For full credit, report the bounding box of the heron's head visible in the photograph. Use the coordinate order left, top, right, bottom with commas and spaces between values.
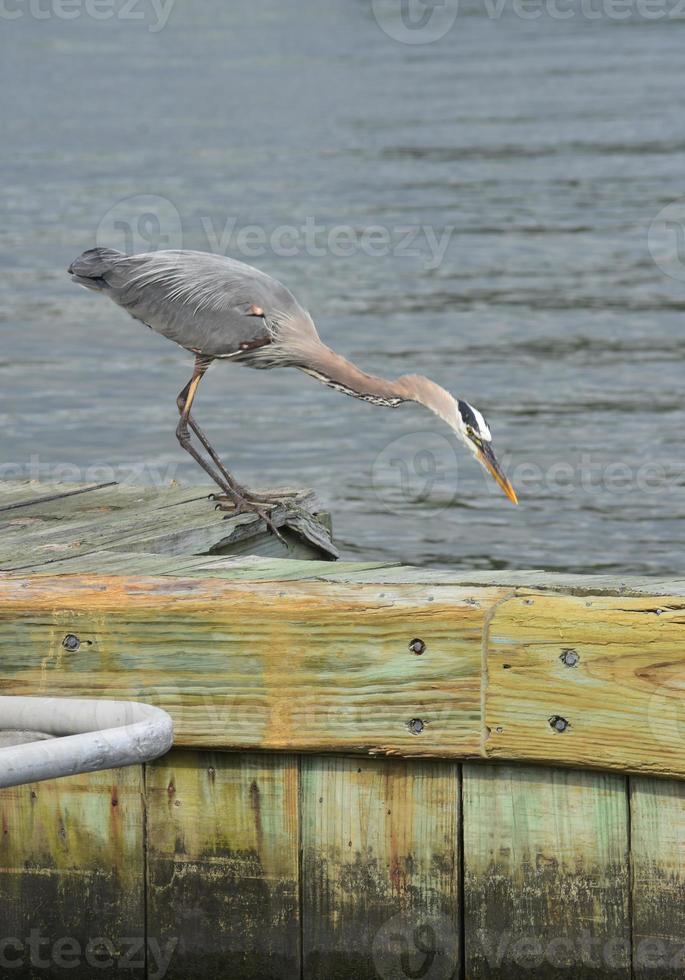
454, 399, 518, 504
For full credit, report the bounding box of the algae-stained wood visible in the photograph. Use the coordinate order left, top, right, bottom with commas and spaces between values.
146, 749, 299, 980
631, 777, 685, 978
0, 573, 497, 756
484, 591, 685, 778
462, 764, 631, 980
0, 766, 145, 979
301, 755, 460, 980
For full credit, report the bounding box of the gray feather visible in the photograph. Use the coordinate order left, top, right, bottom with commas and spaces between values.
67, 248, 319, 362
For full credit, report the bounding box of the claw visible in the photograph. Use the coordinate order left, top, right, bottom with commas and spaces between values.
255, 508, 286, 543
212, 494, 286, 544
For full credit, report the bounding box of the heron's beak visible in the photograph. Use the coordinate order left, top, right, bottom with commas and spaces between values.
476, 442, 518, 504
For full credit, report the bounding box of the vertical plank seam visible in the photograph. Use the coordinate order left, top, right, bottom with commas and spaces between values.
627, 775, 635, 980
480, 590, 518, 758
457, 762, 466, 980
298, 753, 304, 980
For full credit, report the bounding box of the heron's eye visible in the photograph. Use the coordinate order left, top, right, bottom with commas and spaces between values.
466, 426, 483, 447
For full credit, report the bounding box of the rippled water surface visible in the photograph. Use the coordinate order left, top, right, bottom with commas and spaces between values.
2, 0, 685, 572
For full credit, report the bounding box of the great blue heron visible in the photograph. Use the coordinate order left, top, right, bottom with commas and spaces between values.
68, 247, 517, 522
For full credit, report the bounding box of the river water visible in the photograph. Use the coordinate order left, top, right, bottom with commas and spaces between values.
2, 0, 685, 572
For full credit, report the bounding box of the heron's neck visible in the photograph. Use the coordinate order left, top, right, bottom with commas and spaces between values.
298, 343, 457, 424
298, 344, 405, 407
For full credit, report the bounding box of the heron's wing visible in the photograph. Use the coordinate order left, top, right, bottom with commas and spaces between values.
70, 248, 308, 359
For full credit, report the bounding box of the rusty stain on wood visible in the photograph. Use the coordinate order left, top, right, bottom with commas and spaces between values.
301, 755, 460, 980
0, 574, 493, 758
462, 763, 631, 980
631, 777, 685, 979
3, 574, 685, 776
2, 482, 685, 976
484, 591, 685, 779
146, 749, 299, 979
0, 766, 145, 978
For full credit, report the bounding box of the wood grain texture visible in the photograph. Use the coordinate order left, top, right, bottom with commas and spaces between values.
301, 755, 460, 980
4, 569, 685, 774
0, 480, 337, 567
146, 749, 299, 980
0, 766, 145, 979
463, 764, 631, 980
485, 591, 685, 778
631, 776, 685, 978
319, 567, 685, 595
0, 573, 495, 756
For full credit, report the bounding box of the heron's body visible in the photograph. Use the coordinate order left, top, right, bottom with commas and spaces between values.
70, 248, 313, 364
68, 247, 517, 520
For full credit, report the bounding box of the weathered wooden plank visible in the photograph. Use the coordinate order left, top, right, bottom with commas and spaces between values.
0, 574, 492, 755
0, 500, 234, 562
146, 749, 299, 979
321, 567, 685, 596
14, 551, 392, 580
0, 766, 145, 979
181, 557, 394, 581
14, 550, 238, 577
0, 481, 336, 568
0, 480, 118, 513
484, 591, 685, 779
463, 763, 631, 980
0, 481, 199, 524
0, 504, 330, 570
631, 776, 685, 978
301, 755, 460, 980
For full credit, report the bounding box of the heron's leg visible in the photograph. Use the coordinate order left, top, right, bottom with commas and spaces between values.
176, 366, 243, 505
176, 374, 294, 506
176, 361, 285, 539
176, 379, 245, 497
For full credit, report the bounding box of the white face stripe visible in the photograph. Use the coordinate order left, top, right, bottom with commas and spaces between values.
470, 405, 492, 441
457, 399, 492, 442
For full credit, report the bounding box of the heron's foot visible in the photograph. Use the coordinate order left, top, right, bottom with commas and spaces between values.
209, 487, 300, 505
212, 494, 286, 543
210, 492, 277, 510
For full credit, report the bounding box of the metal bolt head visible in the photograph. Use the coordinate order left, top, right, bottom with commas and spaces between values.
560, 649, 579, 668
62, 634, 80, 652
408, 718, 425, 735
409, 638, 425, 655
549, 715, 569, 733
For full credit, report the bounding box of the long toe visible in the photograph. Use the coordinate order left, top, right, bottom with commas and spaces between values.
216, 495, 286, 542
255, 507, 286, 542
238, 488, 302, 504
212, 493, 237, 509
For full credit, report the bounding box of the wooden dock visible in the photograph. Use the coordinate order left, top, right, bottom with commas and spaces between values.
1, 480, 684, 978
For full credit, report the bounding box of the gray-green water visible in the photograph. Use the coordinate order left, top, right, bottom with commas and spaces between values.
2, 0, 685, 572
